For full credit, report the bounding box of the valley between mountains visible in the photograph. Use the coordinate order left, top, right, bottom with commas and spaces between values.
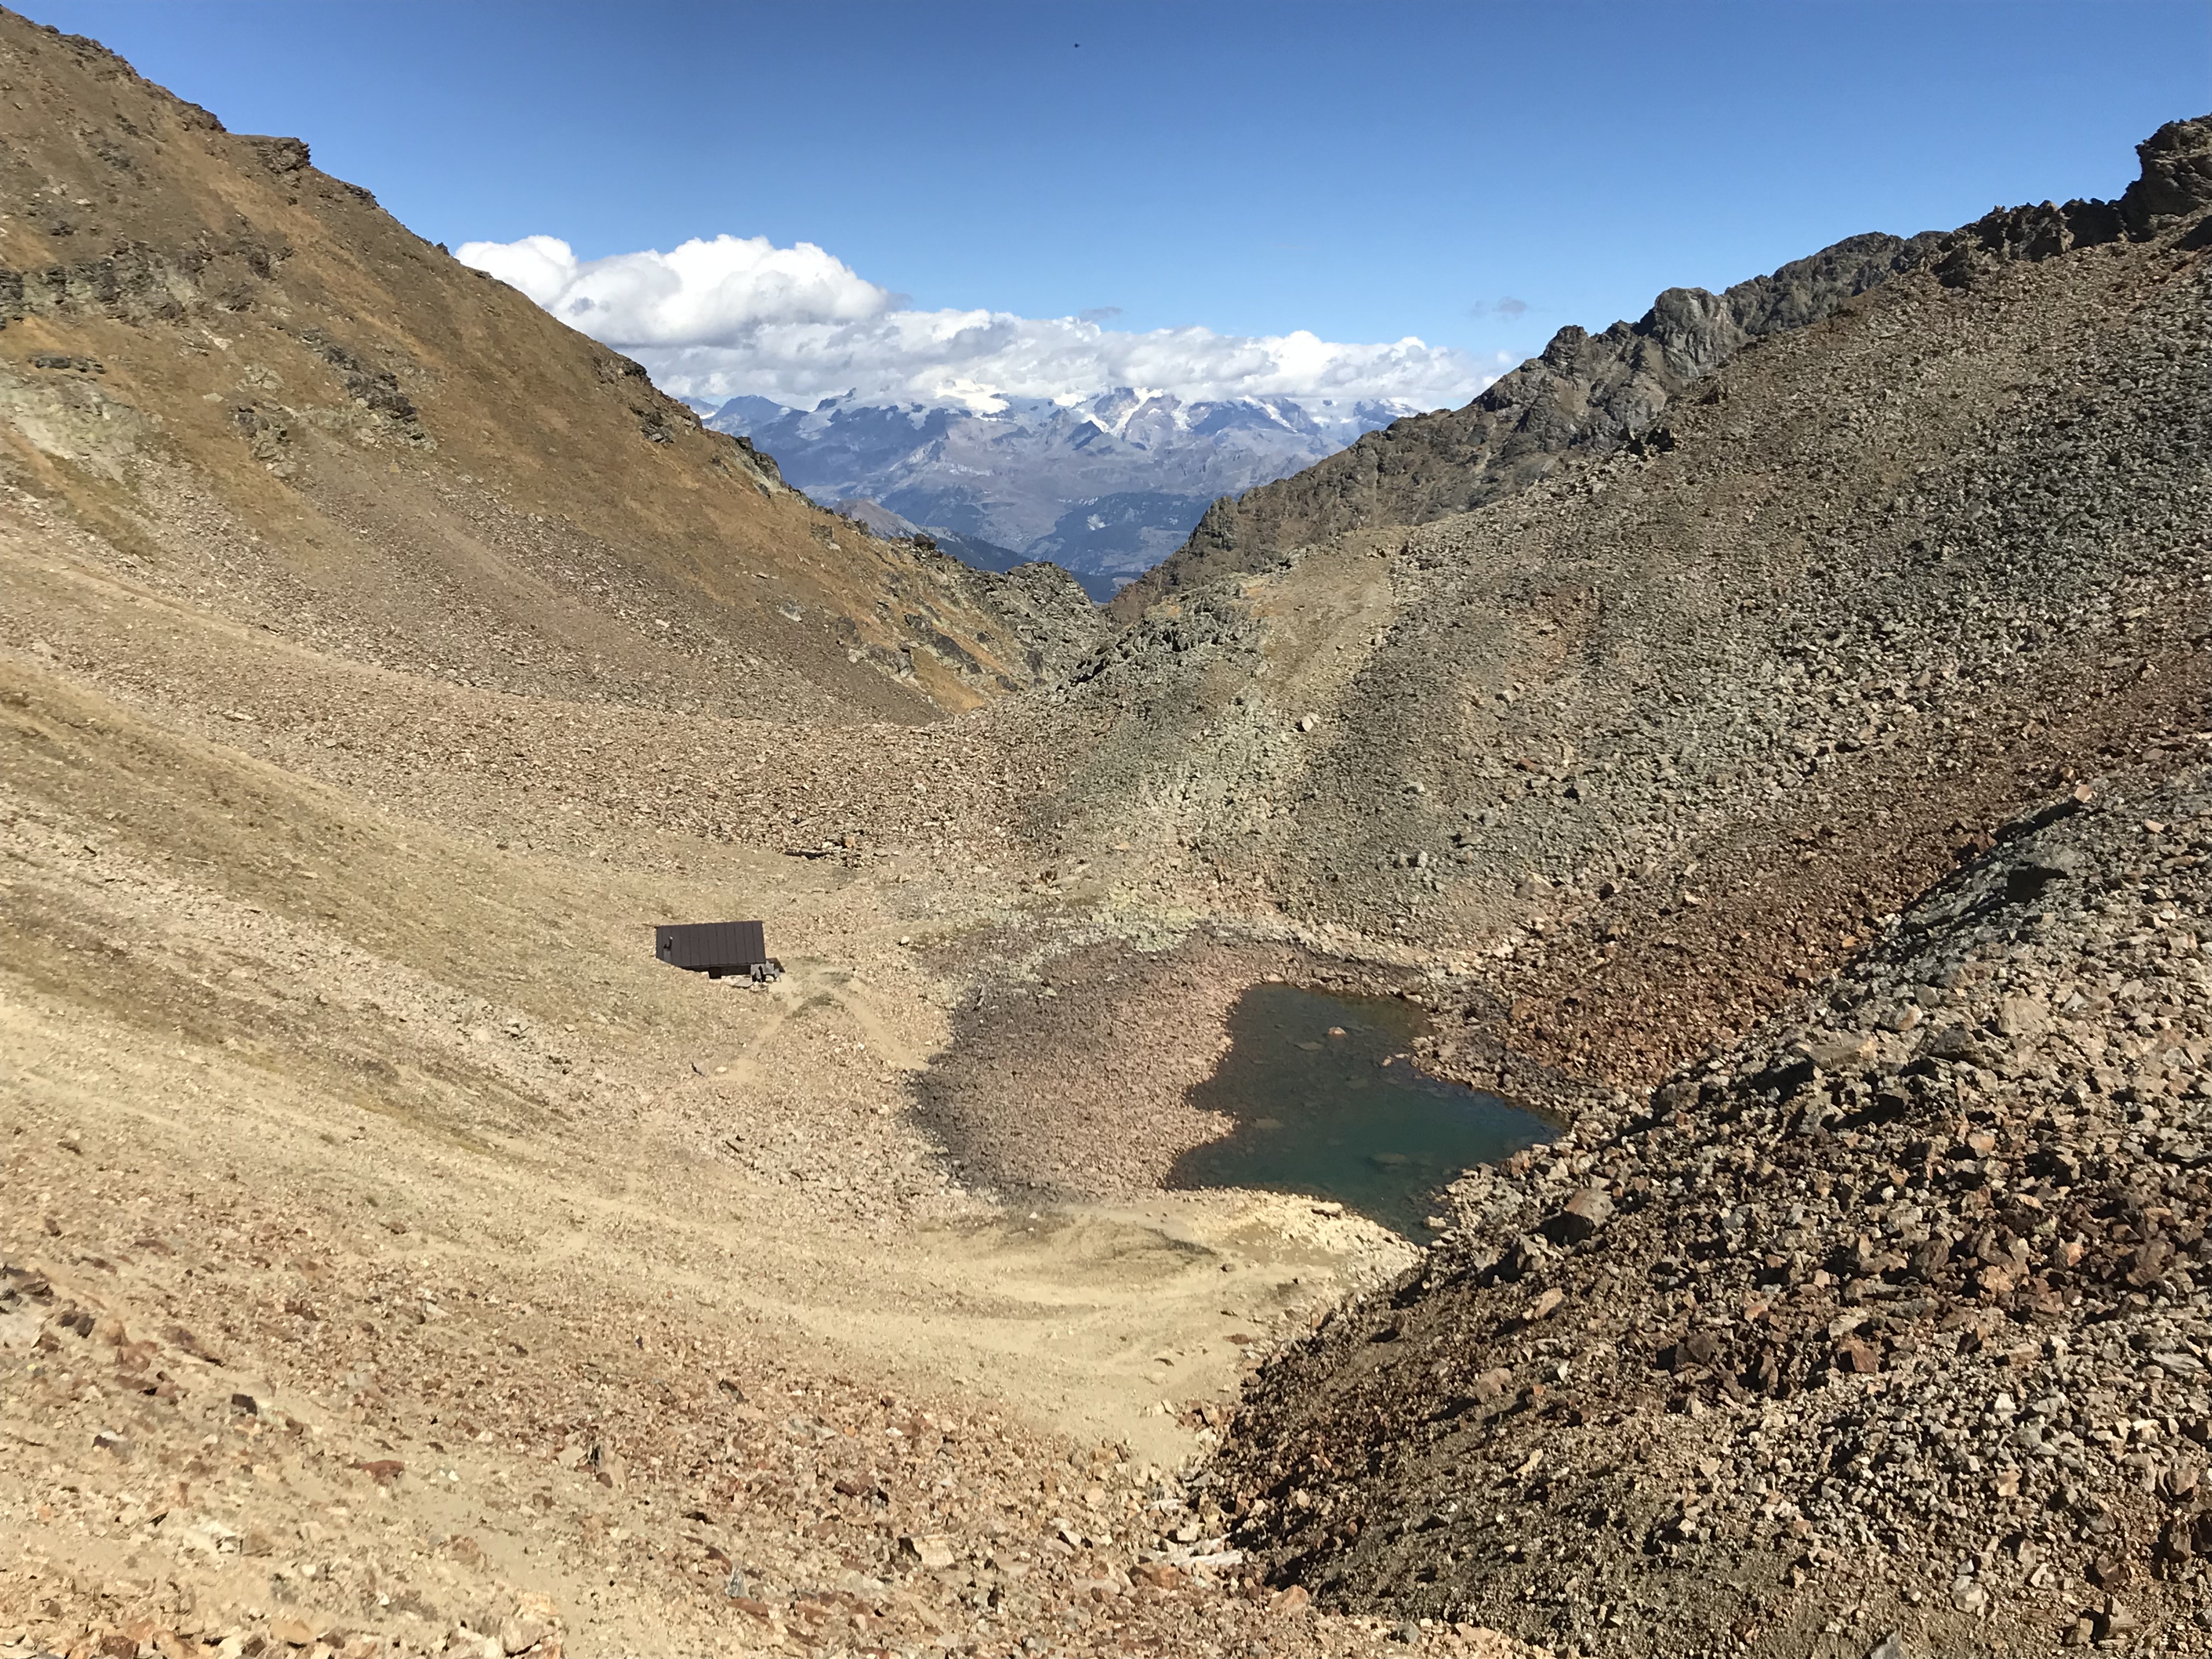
4, 11, 2212, 1659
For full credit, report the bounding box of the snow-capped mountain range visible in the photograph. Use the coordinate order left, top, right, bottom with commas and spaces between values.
697, 388, 1424, 597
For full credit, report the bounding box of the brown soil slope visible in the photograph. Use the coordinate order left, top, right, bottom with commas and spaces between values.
0, 10, 1041, 721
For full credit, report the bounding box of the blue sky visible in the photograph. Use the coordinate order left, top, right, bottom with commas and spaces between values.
26, 1, 2209, 407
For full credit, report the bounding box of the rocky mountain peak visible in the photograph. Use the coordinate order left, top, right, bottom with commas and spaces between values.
2125, 113, 2212, 229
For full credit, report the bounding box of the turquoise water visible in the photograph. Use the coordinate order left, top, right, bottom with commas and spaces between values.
1169, 982, 1550, 1238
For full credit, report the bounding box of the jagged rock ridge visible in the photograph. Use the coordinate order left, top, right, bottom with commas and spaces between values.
1115, 117, 2212, 622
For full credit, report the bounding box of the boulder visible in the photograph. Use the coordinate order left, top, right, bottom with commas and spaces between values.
1542, 1187, 1615, 1244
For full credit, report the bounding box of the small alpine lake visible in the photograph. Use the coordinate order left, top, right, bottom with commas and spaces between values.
1169, 980, 1552, 1238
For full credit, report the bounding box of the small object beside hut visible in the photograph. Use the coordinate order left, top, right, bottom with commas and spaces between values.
653, 920, 781, 982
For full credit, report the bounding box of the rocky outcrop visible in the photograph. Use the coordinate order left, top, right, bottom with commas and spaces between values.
2128, 114, 2212, 230
963, 560, 1111, 686
1113, 117, 2212, 623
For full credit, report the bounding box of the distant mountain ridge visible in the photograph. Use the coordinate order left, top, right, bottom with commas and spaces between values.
820, 495, 1028, 575
702, 388, 1424, 599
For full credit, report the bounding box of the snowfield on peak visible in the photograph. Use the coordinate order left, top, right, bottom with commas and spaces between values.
708, 386, 1427, 596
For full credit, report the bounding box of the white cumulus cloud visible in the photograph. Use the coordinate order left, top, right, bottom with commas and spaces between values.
454, 233, 1487, 413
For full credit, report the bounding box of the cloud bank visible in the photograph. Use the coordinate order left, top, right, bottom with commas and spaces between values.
455, 233, 1488, 413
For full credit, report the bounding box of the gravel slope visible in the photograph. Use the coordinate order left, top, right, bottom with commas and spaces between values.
1025, 115, 2212, 1091
10, 13, 2212, 1659
1217, 767, 2212, 1656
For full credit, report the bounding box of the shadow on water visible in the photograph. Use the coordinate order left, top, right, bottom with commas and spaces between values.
1168, 981, 1550, 1239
